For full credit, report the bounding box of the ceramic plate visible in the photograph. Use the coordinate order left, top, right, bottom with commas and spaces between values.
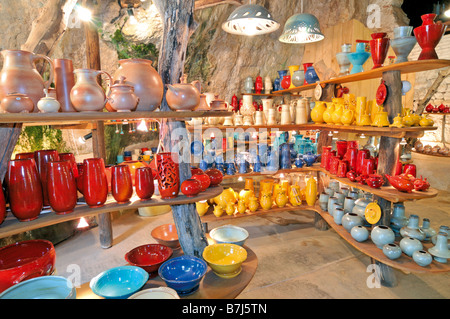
376, 80, 387, 105
365, 202, 381, 225
314, 84, 322, 100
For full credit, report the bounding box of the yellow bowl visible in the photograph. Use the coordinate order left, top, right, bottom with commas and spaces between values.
202, 244, 247, 279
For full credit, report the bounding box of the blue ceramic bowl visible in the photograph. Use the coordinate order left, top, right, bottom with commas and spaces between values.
90, 266, 149, 299
158, 256, 207, 295
0, 276, 75, 299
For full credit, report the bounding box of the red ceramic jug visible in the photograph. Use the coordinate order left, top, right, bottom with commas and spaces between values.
34, 149, 59, 207
82, 158, 108, 208
47, 161, 77, 215
361, 157, 375, 176
329, 156, 340, 175
403, 163, 416, 178
111, 165, 133, 204
321, 146, 332, 168
356, 149, 370, 175
325, 150, 336, 171
135, 167, 154, 201
7, 159, 43, 221
337, 160, 348, 178
155, 152, 180, 199
336, 140, 348, 159
346, 147, 358, 172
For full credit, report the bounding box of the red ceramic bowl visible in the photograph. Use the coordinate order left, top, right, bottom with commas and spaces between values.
0, 240, 55, 293
151, 224, 180, 250
181, 178, 202, 197
125, 244, 173, 274
204, 168, 223, 187
191, 173, 211, 191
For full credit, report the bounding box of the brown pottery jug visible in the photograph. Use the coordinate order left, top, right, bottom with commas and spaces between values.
70, 69, 112, 112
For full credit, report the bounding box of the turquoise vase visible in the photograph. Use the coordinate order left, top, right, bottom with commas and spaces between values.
400, 214, 426, 241
371, 225, 395, 249
347, 41, 371, 74
412, 250, 432, 267
351, 225, 369, 242
342, 212, 364, 232
400, 237, 423, 257
382, 243, 402, 260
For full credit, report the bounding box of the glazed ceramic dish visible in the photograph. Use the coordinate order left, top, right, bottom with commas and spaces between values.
202, 243, 247, 279
128, 287, 180, 299
158, 256, 207, 295
209, 225, 249, 246
0, 239, 56, 293
0, 276, 75, 299
151, 224, 180, 250
90, 266, 149, 299
125, 244, 173, 274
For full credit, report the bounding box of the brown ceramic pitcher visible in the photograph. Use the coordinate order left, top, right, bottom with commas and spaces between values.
70, 69, 112, 112
0, 49, 54, 112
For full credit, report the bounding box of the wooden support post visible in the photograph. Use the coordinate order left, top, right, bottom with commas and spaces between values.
154, 0, 207, 258
83, 0, 113, 249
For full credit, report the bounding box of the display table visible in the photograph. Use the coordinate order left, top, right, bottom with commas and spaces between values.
75, 245, 258, 299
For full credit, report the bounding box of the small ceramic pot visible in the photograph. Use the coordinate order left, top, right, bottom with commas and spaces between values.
420, 218, 437, 242
205, 168, 223, 187
156, 152, 180, 199
390, 202, 408, 235
0, 93, 34, 113
400, 237, 423, 257
371, 225, 395, 249
181, 179, 202, 197
351, 225, 369, 242
318, 192, 329, 211
327, 197, 339, 216
333, 208, 345, 225
382, 243, 402, 260
429, 231, 450, 263
334, 191, 346, 205
412, 250, 432, 267
329, 180, 340, 194
324, 187, 334, 198
342, 213, 364, 232
343, 197, 356, 214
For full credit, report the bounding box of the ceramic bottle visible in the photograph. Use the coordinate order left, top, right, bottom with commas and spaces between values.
400, 214, 426, 241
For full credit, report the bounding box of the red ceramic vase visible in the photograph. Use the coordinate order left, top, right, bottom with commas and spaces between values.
59, 153, 79, 178
325, 150, 336, 171
76, 163, 84, 194
337, 160, 348, 178
135, 167, 154, 201
414, 13, 448, 60
346, 147, 358, 172
205, 168, 223, 187
15, 152, 35, 160
403, 163, 417, 178
361, 157, 375, 176
336, 140, 348, 159
34, 149, 59, 206
320, 146, 332, 168
191, 173, 211, 191
356, 149, 370, 175
281, 75, 291, 90
111, 165, 133, 204
7, 159, 43, 221
155, 152, 180, 199
47, 161, 77, 215
82, 158, 108, 208
329, 156, 340, 175
370, 33, 390, 69
303, 63, 313, 85
0, 240, 55, 293
181, 178, 202, 197
395, 159, 403, 176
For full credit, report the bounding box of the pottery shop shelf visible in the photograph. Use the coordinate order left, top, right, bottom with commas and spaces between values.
221, 165, 322, 180
186, 123, 322, 132
0, 186, 223, 240
0, 110, 234, 125
318, 168, 439, 203
273, 59, 450, 94
411, 150, 450, 158
239, 93, 284, 97
315, 205, 450, 274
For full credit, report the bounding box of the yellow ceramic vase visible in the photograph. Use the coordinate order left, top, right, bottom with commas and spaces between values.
323, 102, 335, 124
341, 108, 354, 126
225, 202, 235, 216
390, 114, 404, 128
196, 200, 209, 216
311, 101, 326, 124
260, 194, 273, 210
331, 103, 343, 125
344, 93, 356, 111
289, 185, 302, 206
275, 191, 288, 207
402, 109, 414, 127
259, 179, 274, 199
305, 177, 317, 206
288, 65, 300, 89
213, 205, 223, 217
359, 114, 372, 126
369, 100, 380, 123
244, 178, 254, 192
248, 196, 259, 212
355, 96, 367, 125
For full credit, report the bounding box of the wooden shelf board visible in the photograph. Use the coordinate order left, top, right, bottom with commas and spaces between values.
0, 186, 223, 239
273, 59, 450, 94
239, 93, 283, 97
0, 110, 233, 124
202, 202, 449, 274
412, 150, 450, 158
222, 166, 322, 180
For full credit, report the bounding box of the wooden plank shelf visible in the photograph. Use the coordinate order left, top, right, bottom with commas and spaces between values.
0, 110, 233, 125
273, 59, 450, 94
201, 203, 449, 274
0, 186, 223, 240
187, 123, 437, 138
239, 93, 284, 97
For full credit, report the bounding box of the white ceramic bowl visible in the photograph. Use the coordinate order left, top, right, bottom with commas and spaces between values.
209, 225, 249, 246
0, 276, 75, 299
128, 287, 180, 299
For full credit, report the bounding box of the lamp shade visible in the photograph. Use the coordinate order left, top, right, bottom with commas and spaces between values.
222, 4, 280, 36
279, 13, 324, 43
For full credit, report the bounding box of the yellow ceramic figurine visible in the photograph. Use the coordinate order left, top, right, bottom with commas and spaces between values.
213, 205, 224, 217
237, 199, 247, 214
390, 114, 404, 128
225, 202, 235, 216
214, 188, 237, 208
196, 200, 209, 216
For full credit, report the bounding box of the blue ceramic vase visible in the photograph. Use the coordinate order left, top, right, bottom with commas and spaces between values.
342, 213, 364, 232
333, 208, 345, 225
347, 41, 371, 74
382, 243, 402, 260
351, 225, 369, 242
371, 225, 395, 249
412, 250, 432, 267
318, 192, 329, 211
304, 66, 319, 84
400, 236, 423, 257
400, 214, 426, 241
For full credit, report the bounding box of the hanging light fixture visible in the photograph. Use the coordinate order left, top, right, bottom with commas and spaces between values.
222, 1, 279, 36
279, 0, 324, 44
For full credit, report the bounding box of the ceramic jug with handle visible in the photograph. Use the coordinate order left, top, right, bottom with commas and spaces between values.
166, 74, 200, 111
70, 69, 112, 112
0, 49, 54, 112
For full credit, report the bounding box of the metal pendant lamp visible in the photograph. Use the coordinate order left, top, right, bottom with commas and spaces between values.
222, 2, 280, 36
279, 0, 324, 43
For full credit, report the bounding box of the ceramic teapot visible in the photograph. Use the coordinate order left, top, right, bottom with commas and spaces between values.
70, 69, 112, 112
107, 76, 139, 112
166, 74, 200, 111
0, 49, 54, 112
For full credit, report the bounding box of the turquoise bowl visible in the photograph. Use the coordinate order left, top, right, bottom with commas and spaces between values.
0, 276, 75, 299
90, 266, 149, 299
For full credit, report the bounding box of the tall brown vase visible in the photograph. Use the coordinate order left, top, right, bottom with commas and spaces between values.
54, 59, 76, 112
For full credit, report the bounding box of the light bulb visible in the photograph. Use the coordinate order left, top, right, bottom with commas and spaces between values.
77, 217, 89, 228
137, 120, 148, 132
76, 6, 92, 22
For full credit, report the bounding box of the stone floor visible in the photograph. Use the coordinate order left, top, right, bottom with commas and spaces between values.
54, 190, 450, 299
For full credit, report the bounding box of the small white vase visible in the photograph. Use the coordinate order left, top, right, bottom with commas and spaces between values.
280, 104, 291, 125
267, 108, 277, 125
254, 111, 265, 125
264, 76, 272, 94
